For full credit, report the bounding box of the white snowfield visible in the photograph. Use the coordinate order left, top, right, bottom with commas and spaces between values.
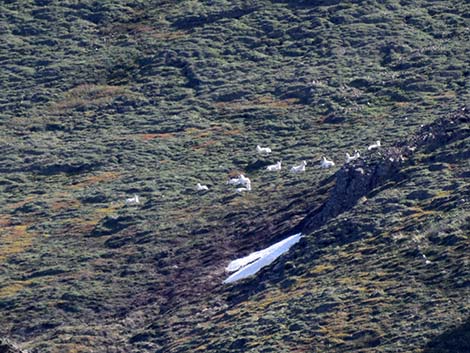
223, 233, 302, 284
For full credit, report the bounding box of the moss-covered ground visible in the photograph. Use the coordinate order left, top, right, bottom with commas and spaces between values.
0, 1, 469, 352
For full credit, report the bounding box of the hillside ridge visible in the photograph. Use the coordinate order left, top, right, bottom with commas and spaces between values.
0, 1, 469, 352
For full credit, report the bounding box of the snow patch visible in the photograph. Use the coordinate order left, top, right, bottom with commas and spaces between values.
223, 233, 302, 284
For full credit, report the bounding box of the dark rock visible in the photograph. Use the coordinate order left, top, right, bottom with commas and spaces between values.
315, 302, 338, 314
56, 301, 80, 313
30, 93, 49, 103
229, 338, 248, 350
12, 24, 43, 36
323, 115, 346, 124
45, 123, 66, 132
276, 84, 312, 104
129, 332, 154, 344
33, 162, 99, 176
289, 323, 303, 331
34, 0, 53, 5
0, 339, 27, 353
104, 230, 153, 248
406, 190, 434, 200
214, 90, 251, 103
172, 6, 261, 30
424, 317, 470, 352
25, 268, 67, 279
297, 107, 470, 236
14, 201, 48, 214
80, 194, 108, 204
439, 234, 465, 246
191, 228, 210, 236
459, 171, 470, 178
298, 155, 403, 234
428, 163, 448, 171
245, 159, 272, 172
90, 215, 134, 237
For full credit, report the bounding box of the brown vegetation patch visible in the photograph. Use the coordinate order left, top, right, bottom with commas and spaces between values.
151, 31, 188, 40
140, 133, 176, 140
0, 215, 12, 227
63, 221, 97, 236
49, 84, 130, 112
0, 280, 33, 299
166, 207, 198, 224
0, 224, 35, 263
222, 128, 242, 136
214, 96, 300, 110
63, 202, 120, 235
191, 140, 217, 150
407, 206, 437, 219
194, 131, 213, 138
184, 127, 202, 135
69, 171, 120, 189
50, 198, 81, 212
425, 91, 456, 101
185, 126, 219, 137
55, 343, 95, 353
184, 126, 242, 139
6, 196, 36, 210
394, 102, 410, 108
102, 23, 187, 41
228, 194, 256, 207
228, 170, 245, 178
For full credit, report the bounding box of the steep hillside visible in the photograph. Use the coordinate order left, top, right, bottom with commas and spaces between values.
0, 1, 469, 352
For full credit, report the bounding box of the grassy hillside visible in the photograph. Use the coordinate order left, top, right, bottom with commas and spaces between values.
0, 1, 469, 352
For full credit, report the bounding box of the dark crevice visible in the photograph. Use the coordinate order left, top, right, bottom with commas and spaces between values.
423, 316, 470, 353
171, 5, 262, 30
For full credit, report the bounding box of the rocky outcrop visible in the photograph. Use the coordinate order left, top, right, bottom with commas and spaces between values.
0, 339, 27, 353
298, 107, 470, 235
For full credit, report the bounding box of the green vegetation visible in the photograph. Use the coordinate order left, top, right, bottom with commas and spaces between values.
0, 1, 469, 352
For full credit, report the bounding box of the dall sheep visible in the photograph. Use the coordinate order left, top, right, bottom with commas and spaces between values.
256, 145, 272, 155
227, 174, 250, 186
320, 156, 335, 169
227, 177, 242, 185
227, 178, 240, 185
345, 151, 360, 163
126, 195, 140, 205
238, 174, 251, 186
236, 181, 252, 193
367, 140, 381, 151
290, 160, 307, 173
196, 183, 209, 191
266, 161, 282, 171
422, 253, 432, 265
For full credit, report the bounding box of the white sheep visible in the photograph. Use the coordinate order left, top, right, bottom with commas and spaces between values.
238, 174, 251, 186
196, 183, 209, 191
266, 161, 282, 171
227, 174, 249, 186
422, 253, 432, 265
345, 150, 360, 163
227, 176, 242, 185
290, 160, 307, 173
236, 181, 252, 193
256, 145, 272, 155
320, 156, 335, 169
125, 194, 140, 205
367, 140, 381, 151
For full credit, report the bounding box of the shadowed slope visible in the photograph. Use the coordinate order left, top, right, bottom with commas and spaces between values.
0, 1, 469, 352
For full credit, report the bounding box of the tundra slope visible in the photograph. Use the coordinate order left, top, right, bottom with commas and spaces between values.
150, 109, 470, 353
0, 0, 469, 352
